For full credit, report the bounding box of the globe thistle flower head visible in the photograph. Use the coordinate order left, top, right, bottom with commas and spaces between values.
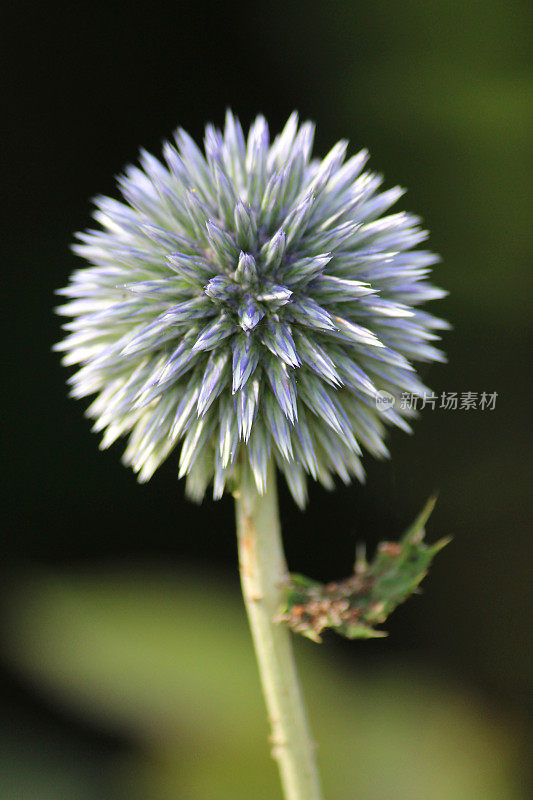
56, 111, 448, 507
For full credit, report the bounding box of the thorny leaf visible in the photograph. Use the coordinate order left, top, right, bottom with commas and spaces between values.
277, 497, 449, 642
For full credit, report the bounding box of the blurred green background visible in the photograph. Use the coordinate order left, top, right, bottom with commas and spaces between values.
2, 1, 531, 798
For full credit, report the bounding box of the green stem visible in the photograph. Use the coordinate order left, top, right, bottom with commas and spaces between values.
234, 461, 324, 800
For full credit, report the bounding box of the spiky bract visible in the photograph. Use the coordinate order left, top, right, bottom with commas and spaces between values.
56, 112, 447, 506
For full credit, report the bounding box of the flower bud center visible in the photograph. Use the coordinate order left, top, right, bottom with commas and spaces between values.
204, 251, 293, 331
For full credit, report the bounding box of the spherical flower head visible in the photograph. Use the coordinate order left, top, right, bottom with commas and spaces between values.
56, 111, 448, 507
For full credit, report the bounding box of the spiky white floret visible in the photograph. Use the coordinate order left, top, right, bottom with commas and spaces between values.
56, 111, 448, 506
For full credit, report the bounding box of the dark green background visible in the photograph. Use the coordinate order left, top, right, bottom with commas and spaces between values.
2, 1, 531, 797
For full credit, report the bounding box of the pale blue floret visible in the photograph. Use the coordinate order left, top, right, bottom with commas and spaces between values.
56, 111, 448, 507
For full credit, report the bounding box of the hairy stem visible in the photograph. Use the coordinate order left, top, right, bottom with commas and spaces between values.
234, 461, 324, 800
